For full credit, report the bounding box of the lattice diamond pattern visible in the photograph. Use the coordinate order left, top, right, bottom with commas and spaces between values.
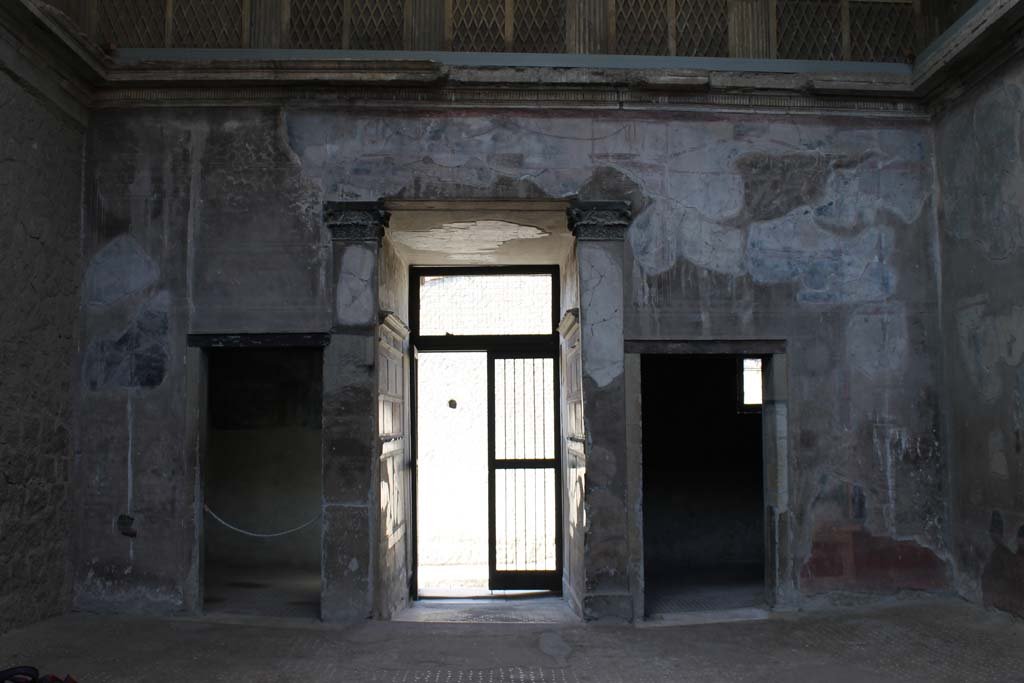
514, 0, 566, 53
351, 0, 404, 50
290, 0, 344, 49
676, 0, 728, 56
617, 0, 668, 55
173, 0, 243, 48
777, 0, 842, 60
850, 1, 914, 61
82, 0, 920, 59
97, 0, 164, 48
452, 0, 506, 52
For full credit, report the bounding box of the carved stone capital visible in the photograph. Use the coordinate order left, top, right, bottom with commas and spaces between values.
324, 201, 390, 243
567, 200, 631, 240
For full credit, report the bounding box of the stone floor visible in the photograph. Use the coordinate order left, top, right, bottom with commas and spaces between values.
645, 577, 765, 616
1, 598, 1023, 682
395, 596, 577, 623
204, 565, 320, 619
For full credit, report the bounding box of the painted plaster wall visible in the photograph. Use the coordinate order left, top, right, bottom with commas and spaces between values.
0, 71, 83, 634
935, 52, 1024, 616
77, 105, 948, 615
76, 109, 330, 613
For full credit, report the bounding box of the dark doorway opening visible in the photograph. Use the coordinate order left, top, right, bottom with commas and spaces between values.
203, 348, 322, 618
642, 354, 765, 616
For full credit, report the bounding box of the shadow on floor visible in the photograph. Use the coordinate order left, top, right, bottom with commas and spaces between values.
646, 567, 765, 617
204, 565, 320, 619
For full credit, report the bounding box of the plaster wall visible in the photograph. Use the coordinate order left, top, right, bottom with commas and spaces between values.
76, 105, 949, 618
0, 70, 83, 634
935, 51, 1024, 616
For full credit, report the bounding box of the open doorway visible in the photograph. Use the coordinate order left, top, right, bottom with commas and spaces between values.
412, 268, 561, 598
203, 348, 322, 618
641, 354, 765, 616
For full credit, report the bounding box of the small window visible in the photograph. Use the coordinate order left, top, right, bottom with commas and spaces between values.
742, 358, 763, 406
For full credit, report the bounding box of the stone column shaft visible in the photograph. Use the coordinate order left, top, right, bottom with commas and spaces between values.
321, 201, 389, 622
568, 200, 633, 621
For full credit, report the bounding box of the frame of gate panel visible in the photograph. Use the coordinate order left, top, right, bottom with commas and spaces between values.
409, 265, 563, 596
487, 347, 562, 591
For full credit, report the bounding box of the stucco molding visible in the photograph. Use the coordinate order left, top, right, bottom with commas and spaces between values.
379, 310, 410, 340
558, 308, 581, 339
567, 201, 632, 241
85, 84, 930, 117
186, 332, 331, 347
324, 201, 390, 243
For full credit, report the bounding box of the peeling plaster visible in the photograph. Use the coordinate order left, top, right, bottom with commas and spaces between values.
747, 211, 895, 303
389, 220, 548, 263
85, 234, 159, 306
336, 246, 376, 326
579, 246, 623, 389
955, 299, 1024, 402
846, 305, 908, 377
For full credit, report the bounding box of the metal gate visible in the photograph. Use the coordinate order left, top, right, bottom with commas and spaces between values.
411, 266, 562, 594
489, 352, 561, 590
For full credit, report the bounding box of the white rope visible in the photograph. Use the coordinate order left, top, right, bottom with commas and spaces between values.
203, 504, 321, 539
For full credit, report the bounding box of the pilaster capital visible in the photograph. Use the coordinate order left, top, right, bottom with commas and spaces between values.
566, 200, 631, 241
324, 201, 390, 243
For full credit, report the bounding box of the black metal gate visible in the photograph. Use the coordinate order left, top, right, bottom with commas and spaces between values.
411, 266, 562, 594
488, 351, 561, 590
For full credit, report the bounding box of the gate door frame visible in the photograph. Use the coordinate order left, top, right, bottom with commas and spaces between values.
410, 265, 563, 596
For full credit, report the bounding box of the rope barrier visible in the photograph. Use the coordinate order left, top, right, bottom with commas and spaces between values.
203, 504, 321, 539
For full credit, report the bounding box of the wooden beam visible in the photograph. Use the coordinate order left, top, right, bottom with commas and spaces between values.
164, 0, 174, 47
241, 0, 251, 47
443, 0, 453, 50
281, 0, 290, 48
842, 0, 851, 59
667, 0, 677, 55
505, 0, 515, 51
342, 0, 352, 49
606, 0, 616, 53
403, 0, 413, 49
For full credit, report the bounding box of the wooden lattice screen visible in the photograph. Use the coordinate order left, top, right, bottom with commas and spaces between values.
42, 0, 923, 62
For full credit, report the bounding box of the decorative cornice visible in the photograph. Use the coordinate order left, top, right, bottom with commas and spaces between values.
324, 201, 390, 243
913, 0, 1024, 100
567, 201, 632, 241
186, 332, 331, 348
87, 83, 930, 117
6, 0, 1024, 117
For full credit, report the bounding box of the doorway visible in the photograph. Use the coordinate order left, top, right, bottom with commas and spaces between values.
203, 348, 323, 618
641, 354, 765, 616
412, 267, 562, 597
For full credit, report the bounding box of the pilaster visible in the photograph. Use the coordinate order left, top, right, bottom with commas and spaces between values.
566, 199, 633, 621
320, 201, 389, 622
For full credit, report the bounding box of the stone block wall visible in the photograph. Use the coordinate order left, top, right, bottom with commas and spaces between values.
0, 71, 83, 634
936, 51, 1024, 616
